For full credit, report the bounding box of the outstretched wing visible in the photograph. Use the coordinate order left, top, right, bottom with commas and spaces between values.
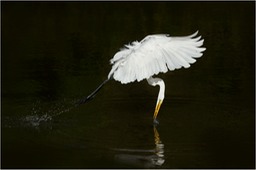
108, 31, 206, 84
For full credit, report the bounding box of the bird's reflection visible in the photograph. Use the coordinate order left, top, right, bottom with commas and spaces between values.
153, 126, 165, 166
113, 126, 165, 168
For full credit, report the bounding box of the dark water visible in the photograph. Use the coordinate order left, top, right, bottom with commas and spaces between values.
1, 2, 255, 169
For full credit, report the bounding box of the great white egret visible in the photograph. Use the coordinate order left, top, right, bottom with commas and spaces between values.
78, 31, 206, 124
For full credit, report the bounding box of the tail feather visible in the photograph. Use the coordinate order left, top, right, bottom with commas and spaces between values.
76, 78, 111, 105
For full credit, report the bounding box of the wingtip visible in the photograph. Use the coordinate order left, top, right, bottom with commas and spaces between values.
201, 47, 206, 51
190, 30, 199, 38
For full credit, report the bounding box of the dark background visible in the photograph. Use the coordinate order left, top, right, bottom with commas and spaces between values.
1, 1, 255, 168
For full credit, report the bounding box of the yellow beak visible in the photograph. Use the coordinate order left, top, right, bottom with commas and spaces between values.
153, 99, 163, 120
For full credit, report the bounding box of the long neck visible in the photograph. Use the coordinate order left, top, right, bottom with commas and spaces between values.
157, 79, 165, 101
147, 77, 165, 101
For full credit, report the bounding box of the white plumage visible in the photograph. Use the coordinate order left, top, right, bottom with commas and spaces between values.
78, 31, 206, 124
108, 31, 206, 84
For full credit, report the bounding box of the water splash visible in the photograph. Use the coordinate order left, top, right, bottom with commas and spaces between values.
3, 98, 77, 129
22, 113, 53, 127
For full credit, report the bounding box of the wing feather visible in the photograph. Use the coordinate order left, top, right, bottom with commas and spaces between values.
108, 31, 206, 84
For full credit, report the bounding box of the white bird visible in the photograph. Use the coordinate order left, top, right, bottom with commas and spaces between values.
77, 31, 206, 124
